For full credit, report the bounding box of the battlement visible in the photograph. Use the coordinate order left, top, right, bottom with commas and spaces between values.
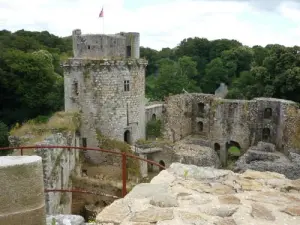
72, 29, 140, 59
62, 58, 148, 69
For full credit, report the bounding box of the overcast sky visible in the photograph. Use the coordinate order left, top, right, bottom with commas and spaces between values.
1, 0, 300, 50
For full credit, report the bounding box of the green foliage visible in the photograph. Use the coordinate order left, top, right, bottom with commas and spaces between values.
0, 29, 71, 127
141, 37, 300, 104
96, 131, 140, 177
145, 57, 201, 100
146, 119, 162, 139
0, 121, 11, 155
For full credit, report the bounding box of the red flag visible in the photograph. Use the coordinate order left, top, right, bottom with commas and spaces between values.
99, 7, 104, 17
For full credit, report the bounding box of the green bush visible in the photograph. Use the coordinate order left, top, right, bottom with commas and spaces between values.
0, 121, 12, 156
31, 115, 51, 124
146, 119, 162, 139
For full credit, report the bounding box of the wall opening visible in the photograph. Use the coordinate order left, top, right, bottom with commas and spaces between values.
82, 138, 87, 147
87, 45, 91, 50
225, 141, 241, 167
262, 128, 271, 141
126, 46, 131, 57
214, 143, 221, 157
264, 108, 272, 119
197, 102, 205, 117
152, 114, 156, 120
73, 81, 79, 96
124, 80, 130, 92
159, 160, 165, 171
197, 121, 204, 132
60, 166, 64, 189
124, 130, 131, 144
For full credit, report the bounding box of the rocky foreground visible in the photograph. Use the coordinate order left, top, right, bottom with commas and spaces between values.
96, 163, 300, 225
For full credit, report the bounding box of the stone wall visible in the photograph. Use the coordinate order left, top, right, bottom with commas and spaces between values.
163, 94, 300, 166
63, 59, 147, 164
145, 103, 164, 122
35, 133, 81, 215
163, 94, 194, 142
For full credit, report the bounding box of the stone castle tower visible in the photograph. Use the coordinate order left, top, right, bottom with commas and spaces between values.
63, 29, 147, 154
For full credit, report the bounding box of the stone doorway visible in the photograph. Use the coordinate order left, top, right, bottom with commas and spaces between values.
124, 130, 131, 144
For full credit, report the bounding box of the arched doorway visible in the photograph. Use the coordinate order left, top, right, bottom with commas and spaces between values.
159, 160, 165, 171
262, 128, 270, 142
225, 141, 241, 168
197, 121, 203, 132
124, 130, 131, 144
152, 114, 156, 120
214, 143, 221, 157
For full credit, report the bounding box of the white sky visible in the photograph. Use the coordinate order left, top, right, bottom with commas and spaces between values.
1, 0, 300, 50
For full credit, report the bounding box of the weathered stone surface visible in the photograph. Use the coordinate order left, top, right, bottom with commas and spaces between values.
235, 142, 300, 179
46, 215, 85, 225
251, 203, 275, 221
96, 163, 300, 225
218, 195, 241, 205
130, 208, 173, 222
282, 206, 300, 216
215, 218, 237, 225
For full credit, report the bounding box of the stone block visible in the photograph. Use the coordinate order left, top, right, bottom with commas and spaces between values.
0, 156, 46, 225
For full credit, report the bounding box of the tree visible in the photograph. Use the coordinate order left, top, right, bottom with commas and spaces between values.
202, 58, 229, 93
0, 121, 11, 156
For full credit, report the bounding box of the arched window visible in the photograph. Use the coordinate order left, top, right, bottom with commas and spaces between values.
264, 108, 272, 119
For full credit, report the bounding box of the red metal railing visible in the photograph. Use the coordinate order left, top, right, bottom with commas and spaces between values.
0, 145, 165, 197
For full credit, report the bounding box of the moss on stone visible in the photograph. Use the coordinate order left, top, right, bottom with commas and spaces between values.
96, 131, 140, 177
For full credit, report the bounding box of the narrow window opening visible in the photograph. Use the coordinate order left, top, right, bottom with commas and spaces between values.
73, 81, 79, 96
82, 138, 87, 147
87, 45, 91, 50
124, 80, 130, 91
126, 45, 131, 57
197, 102, 205, 117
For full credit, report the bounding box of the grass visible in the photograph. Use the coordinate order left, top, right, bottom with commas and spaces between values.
228, 146, 241, 157
9, 111, 80, 146
96, 130, 140, 177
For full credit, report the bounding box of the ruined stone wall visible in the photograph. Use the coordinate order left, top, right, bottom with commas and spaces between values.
72, 29, 126, 59
145, 103, 164, 122
63, 59, 147, 164
163, 93, 300, 165
72, 30, 140, 59
163, 94, 194, 142
34, 132, 81, 215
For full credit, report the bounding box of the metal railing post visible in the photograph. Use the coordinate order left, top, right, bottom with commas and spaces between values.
122, 152, 127, 197
20, 147, 23, 156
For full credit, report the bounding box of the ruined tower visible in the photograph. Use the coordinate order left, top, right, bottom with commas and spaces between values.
63, 29, 147, 153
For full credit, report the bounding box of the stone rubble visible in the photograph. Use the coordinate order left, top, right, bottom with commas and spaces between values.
96, 163, 300, 225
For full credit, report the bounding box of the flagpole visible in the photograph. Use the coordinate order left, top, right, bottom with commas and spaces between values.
103, 9, 104, 34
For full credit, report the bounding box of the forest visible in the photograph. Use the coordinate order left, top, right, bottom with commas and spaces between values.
1, 29, 300, 149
